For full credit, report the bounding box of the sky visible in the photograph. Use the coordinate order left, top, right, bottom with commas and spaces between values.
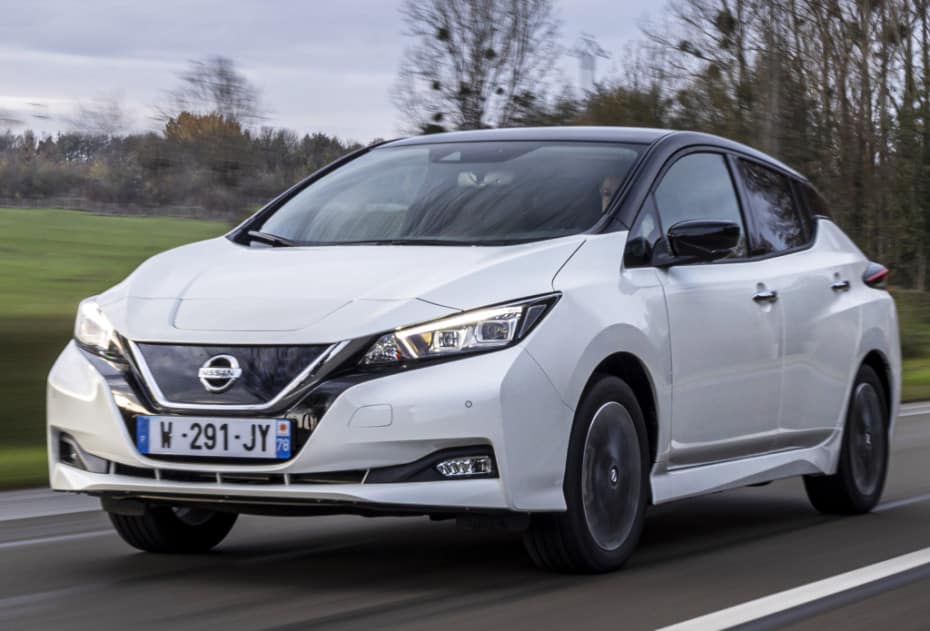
0, 0, 657, 143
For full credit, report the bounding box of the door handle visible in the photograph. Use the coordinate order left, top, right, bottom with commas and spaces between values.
753, 289, 778, 304
831, 280, 851, 292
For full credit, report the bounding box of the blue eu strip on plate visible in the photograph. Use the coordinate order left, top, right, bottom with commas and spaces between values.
136, 416, 150, 454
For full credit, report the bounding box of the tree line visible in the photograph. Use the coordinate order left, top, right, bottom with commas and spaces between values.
0, 57, 361, 217
0, 122, 359, 217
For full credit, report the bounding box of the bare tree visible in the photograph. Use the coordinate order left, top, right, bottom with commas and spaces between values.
159, 56, 263, 126
642, 0, 763, 142
70, 94, 129, 137
393, 0, 562, 131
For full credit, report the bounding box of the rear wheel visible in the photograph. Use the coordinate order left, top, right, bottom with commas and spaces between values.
804, 364, 889, 514
109, 505, 237, 553
524, 375, 649, 573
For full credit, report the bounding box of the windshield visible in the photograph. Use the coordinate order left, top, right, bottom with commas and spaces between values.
256, 141, 644, 245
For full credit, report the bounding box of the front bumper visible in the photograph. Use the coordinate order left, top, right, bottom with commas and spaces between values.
47, 341, 573, 512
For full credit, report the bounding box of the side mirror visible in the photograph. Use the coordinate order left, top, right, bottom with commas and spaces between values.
659, 220, 741, 266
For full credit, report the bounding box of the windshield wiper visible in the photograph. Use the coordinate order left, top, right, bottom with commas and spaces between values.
245, 234, 535, 247
247, 230, 301, 248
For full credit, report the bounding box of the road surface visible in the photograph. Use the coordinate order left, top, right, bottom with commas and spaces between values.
2, 404, 930, 630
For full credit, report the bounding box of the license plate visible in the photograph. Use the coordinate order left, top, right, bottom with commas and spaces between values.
136, 416, 291, 459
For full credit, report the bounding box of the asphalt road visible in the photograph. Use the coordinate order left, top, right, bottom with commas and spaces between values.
3, 406, 930, 630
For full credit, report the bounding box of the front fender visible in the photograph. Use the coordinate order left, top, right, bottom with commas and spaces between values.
523, 232, 672, 467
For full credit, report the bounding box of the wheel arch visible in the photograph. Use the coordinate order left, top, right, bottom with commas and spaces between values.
582, 352, 659, 467
861, 349, 894, 425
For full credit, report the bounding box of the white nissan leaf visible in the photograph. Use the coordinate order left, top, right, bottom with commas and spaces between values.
47, 127, 900, 572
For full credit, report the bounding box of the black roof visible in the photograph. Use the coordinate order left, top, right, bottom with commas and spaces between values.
382, 126, 802, 179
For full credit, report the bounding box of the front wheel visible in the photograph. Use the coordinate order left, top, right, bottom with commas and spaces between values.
524, 375, 650, 573
109, 505, 238, 553
804, 364, 889, 514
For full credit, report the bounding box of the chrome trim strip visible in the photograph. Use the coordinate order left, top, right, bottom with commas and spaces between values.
127, 340, 348, 412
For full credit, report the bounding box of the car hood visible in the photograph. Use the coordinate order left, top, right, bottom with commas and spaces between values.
98, 236, 585, 344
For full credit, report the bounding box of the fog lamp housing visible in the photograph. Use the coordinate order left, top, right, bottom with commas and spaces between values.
435, 455, 494, 478
58, 433, 109, 474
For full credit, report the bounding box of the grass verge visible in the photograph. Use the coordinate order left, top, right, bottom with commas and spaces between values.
894, 289, 930, 401
903, 359, 930, 401
0, 446, 48, 489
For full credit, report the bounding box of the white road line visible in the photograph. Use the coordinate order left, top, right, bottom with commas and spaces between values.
875, 491, 930, 512
657, 547, 930, 631
0, 584, 105, 610
0, 490, 55, 501
898, 403, 930, 417
0, 529, 112, 551
234, 538, 377, 566
0, 503, 99, 523
0, 489, 99, 523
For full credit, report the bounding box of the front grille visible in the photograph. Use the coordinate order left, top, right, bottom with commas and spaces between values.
107, 358, 332, 466
133, 343, 329, 406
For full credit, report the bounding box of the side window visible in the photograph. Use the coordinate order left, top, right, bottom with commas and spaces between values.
654, 153, 747, 258
799, 183, 831, 218
736, 160, 808, 254
797, 182, 829, 243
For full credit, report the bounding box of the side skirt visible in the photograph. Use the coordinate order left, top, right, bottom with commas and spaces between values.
649, 431, 841, 505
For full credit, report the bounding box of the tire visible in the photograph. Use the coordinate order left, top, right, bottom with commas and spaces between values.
804, 364, 889, 515
109, 505, 238, 553
524, 375, 650, 573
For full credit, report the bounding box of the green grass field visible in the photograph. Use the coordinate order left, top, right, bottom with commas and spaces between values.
0, 208, 227, 488
0, 208, 227, 317
896, 288, 930, 401
1, 207, 928, 490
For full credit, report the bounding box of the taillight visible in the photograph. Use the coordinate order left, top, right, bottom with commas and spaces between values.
863, 262, 889, 289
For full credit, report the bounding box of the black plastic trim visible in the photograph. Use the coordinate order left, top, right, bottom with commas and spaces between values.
290, 471, 367, 484
112, 462, 156, 479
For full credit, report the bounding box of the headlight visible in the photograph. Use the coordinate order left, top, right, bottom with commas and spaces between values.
74, 298, 123, 359
361, 294, 559, 366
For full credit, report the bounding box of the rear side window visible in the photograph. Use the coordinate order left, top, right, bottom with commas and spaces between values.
736, 160, 807, 254
654, 153, 747, 258
798, 183, 831, 218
